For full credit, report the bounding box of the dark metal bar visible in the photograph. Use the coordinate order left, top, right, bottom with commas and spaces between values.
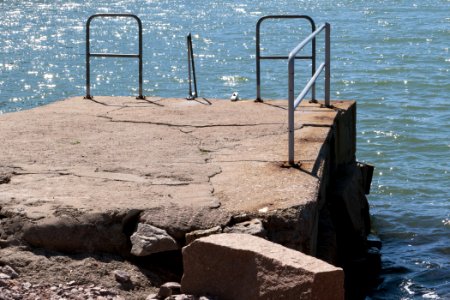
186, 33, 198, 100
259, 56, 313, 60
86, 16, 91, 99
85, 13, 145, 100
255, 15, 316, 102
187, 34, 193, 99
137, 14, 144, 99
324, 23, 331, 107
288, 54, 295, 164
90, 53, 140, 58
190, 35, 198, 98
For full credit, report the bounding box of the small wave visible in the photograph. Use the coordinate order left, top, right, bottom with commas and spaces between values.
220, 75, 249, 87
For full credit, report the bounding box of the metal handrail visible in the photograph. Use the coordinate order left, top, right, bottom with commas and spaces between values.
85, 14, 145, 100
288, 22, 330, 165
256, 15, 316, 102
186, 33, 198, 100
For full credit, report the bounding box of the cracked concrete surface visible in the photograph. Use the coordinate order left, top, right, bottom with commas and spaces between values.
0, 96, 354, 254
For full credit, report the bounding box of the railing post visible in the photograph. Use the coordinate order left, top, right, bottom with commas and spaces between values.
190, 36, 198, 98
187, 34, 193, 99
255, 19, 262, 102
137, 16, 144, 99
325, 23, 331, 107
186, 33, 198, 100
311, 26, 316, 101
85, 17, 92, 99
288, 59, 295, 165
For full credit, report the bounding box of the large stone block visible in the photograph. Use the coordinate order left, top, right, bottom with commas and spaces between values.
181, 233, 344, 300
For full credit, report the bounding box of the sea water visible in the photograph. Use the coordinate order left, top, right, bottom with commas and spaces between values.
1, 0, 449, 298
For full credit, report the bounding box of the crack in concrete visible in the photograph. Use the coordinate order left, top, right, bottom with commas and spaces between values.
7, 169, 194, 186
205, 165, 223, 203
207, 167, 223, 182
96, 114, 284, 129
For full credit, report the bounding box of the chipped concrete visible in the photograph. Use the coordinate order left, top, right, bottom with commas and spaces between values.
0, 96, 355, 255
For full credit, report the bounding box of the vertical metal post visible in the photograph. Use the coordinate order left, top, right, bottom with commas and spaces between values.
255, 20, 262, 102
325, 23, 331, 107
311, 26, 316, 101
190, 35, 198, 98
186, 33, 198, 100
137, 17, 144, 99
288, 59, 295, 165
187, 34, 193, 99
85, 18, 92, 99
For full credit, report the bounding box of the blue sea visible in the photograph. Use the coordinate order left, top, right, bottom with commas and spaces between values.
1, 1, 449, 298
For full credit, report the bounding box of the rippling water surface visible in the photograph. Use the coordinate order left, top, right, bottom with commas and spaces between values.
1, 0, 449, 298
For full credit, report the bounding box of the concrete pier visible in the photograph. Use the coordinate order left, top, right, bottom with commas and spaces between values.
0, 96, 354, 252
0, 96, 373, 298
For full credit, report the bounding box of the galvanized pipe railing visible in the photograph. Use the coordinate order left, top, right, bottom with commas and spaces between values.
256, 15, 316, 102
85, 14, 145, 100
288, 22, 330, 165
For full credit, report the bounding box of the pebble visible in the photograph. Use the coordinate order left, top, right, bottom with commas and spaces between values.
157, 281, 181, 298
0, 278, 123, 300
23, 282, 31, 289
145, 282, 218, 300
113, 270, 131, 284
0, 265, 19, 279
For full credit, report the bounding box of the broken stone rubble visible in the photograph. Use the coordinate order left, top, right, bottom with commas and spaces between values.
0, 277, 126, 300
145, 281, 218, 300
132, 218, 267, 251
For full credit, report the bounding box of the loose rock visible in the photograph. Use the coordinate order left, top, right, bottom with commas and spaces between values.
165, 295, 195, 300
158, 281, 181, 298
130, 223, 179, 256
145, 293, 159, 300
113, 270, 131, 284
0, 265, 19, 279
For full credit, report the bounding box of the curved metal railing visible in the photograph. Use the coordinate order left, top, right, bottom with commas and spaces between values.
85, 14, 145, 100
255, 15, 316, 102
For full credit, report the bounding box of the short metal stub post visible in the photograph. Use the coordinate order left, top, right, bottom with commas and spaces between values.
186, 33, 198, 100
